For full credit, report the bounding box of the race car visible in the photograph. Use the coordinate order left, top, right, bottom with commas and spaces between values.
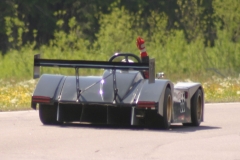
31, 53, 204, 129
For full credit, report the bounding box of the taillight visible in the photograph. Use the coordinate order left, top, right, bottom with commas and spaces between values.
137, 101, 156, 109
32, 96, 51, 103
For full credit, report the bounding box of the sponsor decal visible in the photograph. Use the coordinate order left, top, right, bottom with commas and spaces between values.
179, 92, 186, 113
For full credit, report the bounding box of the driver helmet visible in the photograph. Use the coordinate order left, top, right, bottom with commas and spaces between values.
121, 59, 134, 63
120, 59, 134, 73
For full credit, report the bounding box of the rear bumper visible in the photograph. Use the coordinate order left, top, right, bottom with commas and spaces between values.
57, 104, 158, 125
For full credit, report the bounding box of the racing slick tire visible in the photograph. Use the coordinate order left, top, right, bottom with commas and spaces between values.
39, 104, 59, 125
162, 87, 172, 129
190, 89, 203, 126
143, 88, 172, 129
183, 89, 203, 126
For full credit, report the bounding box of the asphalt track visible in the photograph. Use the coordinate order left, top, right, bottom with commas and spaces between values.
1, 103, 240, 160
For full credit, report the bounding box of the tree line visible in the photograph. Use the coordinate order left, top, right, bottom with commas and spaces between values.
0, 0, 240, 79
2, 0, 238, 54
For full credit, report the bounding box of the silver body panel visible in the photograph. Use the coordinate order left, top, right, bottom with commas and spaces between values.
172, 82, 204, 123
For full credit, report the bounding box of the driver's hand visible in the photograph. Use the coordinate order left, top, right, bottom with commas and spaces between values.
136, 36, 145, 51
136, 36, 148, 57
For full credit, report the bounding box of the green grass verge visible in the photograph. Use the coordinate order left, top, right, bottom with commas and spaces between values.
202, 77, 240, 103
0, 79, 37, 111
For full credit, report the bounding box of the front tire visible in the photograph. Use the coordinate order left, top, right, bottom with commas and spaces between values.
39, 104, 58, 125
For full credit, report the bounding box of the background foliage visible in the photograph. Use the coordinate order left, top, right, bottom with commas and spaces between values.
0, 0, 240, 110
0, 0, 240, 81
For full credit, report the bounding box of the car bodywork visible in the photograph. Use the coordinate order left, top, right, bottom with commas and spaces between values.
32, 53, 204, 129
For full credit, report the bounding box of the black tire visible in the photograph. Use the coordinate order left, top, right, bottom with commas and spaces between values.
190, 89, 203, 126
162, 88, 172, 129
39, 104, 58, 125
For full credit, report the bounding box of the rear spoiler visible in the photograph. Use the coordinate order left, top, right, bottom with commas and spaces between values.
33, 54, 155, 83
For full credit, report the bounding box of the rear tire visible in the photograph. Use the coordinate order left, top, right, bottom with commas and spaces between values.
162, 88, 172, 129
191, 89, 203, 126
39, 104, 59, 125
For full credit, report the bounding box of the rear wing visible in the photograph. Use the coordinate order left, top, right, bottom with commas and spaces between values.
33, 54, 155, 83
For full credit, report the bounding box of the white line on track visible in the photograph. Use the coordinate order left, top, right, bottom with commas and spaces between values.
205, 102, 240, 106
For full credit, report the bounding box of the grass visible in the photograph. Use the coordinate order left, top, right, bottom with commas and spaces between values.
203, 76, 240, 103
0, 76, 239, 112
0, 79, 37, 111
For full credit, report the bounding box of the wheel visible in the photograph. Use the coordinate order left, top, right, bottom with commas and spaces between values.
162, 88, 172, 129
39, 104, 58, 125
190, 89, 203, 126
142, 88, 172, 129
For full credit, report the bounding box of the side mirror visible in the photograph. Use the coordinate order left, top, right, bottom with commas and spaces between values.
156, 72, 164, 79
